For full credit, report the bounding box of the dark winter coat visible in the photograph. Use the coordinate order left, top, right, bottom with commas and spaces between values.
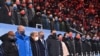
0, 34, 19, 56
0, 5, 13, 24
30, 37, 45, 56
74, 38, 82, 55
46, 35, 63, 56
63, 37, 75, 55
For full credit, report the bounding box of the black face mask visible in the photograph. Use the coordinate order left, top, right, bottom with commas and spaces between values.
41, 35, 44, 39
52, 33, 57, 39
20, 31, 25, 36
53, 33, 56, 36
9, 37, 17, 42
28, 2, 32, 4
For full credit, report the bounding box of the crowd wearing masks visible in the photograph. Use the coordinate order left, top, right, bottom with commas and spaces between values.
0, 0, 100, 56
0, 0, 99, 32
0, 25, 99, 56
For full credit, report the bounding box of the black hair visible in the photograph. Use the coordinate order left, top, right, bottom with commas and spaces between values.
63, 32, 68, 37
57, 34, 62, 37
51, 29, 56, 33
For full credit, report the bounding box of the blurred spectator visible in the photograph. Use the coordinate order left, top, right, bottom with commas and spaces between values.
54, 16, 60, 31
46, 29, 63, 56
0, 31, 19, 56
85, 34, 92, 55
48, 14, 55, 30
91, 34, 98, 53
31, 12, 42, 27
57, 34, 69, 56
0, 0, 99, 36
38, 31, 48, 56
15, 25, 32, 56
96, 36, 100, 52
63, 32, 75, 56
41, 12, 50, 29
81, 34, 87, 55
30, 31, 45, 56
12, 3, 21, 25
0, 0, 100, 55
0, 0, 13, 24
74, 33, 82, 55
19, 0, 29, 26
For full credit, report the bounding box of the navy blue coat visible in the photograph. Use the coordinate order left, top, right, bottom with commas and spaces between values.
30, 37, 45, 56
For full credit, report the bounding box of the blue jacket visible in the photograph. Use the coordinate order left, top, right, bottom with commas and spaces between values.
15, 32, 33, 56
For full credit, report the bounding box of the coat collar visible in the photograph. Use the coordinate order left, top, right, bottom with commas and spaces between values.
15, 31, 28, 40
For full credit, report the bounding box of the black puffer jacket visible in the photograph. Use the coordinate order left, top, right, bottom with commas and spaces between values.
46, 35, 63, 56
0, 34, 19, 56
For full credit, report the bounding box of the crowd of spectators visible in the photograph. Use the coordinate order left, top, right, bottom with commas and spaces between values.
33, 0, 100, 36
0, 26, 100, 56
0, 0, 100, 56
0, 0, 100, 41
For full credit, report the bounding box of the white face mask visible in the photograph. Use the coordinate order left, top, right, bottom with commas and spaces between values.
86, 35, 91, 40
55, 16, 57, 19
49, 14, 53, 18
34, 37, 39, 41
81, 27, 84, 31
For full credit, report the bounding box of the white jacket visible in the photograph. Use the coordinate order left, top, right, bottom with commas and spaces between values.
61, 41, 69, 56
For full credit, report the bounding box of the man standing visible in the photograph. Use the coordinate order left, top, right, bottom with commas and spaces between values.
74, 33, 82, 56
63, 32, 75, 56
57, 34, 69, 56
46, 29, 63, 56
21, 0, 29, 26
15, 25, 32, 56
39, 31, 48, 56
1, 31, 19, 56
30, 31, 45, 56
27, 0, 35, 26
0, 0, 14, 24
85, 34, 92, 54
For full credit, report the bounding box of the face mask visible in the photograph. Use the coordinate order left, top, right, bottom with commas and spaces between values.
13, 6, 17, 10
93, 37, 96, 40
9, 36, 17, 42
20, 31, 25, 36
96, 37, 99, 41
28, 4, 33, 9
41, 35, 44, 39
52, 33, 57, 39
6, 1, 12, 6
22, 3, 26, 7
55, 17, 58, 20
81, 27, 84, 31
86, 36, 91, 40
28, 2, 32, 4
49, 14, 53, 18
65, 36, 68, 38
20, 11, 25, 15
34, 37, 39, 41
82, 35, 85, 39
53, 33, 56, 36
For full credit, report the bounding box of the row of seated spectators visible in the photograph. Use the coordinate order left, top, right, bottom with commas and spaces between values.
0, 0, 100, 37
